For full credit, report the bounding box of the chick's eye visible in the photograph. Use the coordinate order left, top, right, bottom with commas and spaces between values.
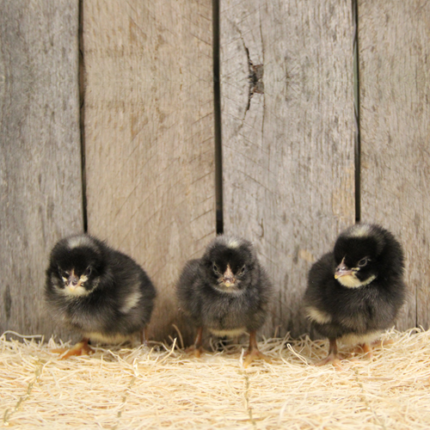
239, 266, 246, 275
358, 257, 369, 267
212, 263, 220, 274
84, 266, 92, 276
58, 267, 68, 277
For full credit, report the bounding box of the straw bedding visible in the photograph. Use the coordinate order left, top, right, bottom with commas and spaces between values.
1, 328, 429, 429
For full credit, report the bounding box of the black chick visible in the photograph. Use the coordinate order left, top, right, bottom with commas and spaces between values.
45, 234, 156, 358
176, 234, 273, 367
304, 223, 405, 367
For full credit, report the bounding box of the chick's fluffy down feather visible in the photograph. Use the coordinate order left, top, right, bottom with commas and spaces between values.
304, 224, 406, 345
45, 234, 156, 343
176, 235, 273, 337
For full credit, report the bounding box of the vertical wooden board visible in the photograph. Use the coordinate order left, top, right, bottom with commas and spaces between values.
359, 1, 430, 330
83, 1, 215, 342
221, 0, 356, 337
0, 2, 82, 337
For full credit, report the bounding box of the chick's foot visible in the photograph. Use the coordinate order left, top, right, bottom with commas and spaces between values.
315, 353, 344, 370
52, 338, 94, 359
185, 345, 205, 358
243, 331, 271, 368
243, 347, 271, 368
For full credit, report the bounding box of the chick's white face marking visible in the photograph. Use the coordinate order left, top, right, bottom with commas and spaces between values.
57, 269, 93, 297
222, 264, 236, 287
335, 256, 376, 288
212, 262, 245, 295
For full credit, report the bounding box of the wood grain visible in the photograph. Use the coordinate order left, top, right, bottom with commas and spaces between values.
358, 0, 430, 330
83, 0, 215, 342
220, 0, 356, 337
0, 1, 82, 337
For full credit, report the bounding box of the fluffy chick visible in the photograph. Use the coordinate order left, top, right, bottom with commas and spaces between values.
304, 224, 406, 367
45, 234, 156, 358
176, 234, 273, 367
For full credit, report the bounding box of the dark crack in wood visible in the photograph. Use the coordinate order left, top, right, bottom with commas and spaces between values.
237, 29, 264, 114
244, 44, 264, 113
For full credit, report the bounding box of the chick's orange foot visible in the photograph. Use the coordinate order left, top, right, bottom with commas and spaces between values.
185, 345, 205, 358
314, 352, 344, 370
243, 348, 271, 368
184, 326, 205, 358
243, 331, 271, 368
350, 343, 373, 359
52, 338, 94, 359
313, 338, 345, 370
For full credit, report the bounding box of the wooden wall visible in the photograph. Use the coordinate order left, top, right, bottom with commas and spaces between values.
0, 1, 82, 339
1, 0, 429, 340
358, 0, 430, 330
83, 0, 215, 343
220, 0, 355, 337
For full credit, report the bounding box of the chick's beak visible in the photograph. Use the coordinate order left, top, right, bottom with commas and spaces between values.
222, 265, 236, 287
67, 275, 80, 289
334, 258, 354, 279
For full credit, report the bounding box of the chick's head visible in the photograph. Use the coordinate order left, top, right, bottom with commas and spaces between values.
202, 235, 255, 294
333, 224, 384, 288
50, 236, 104, 297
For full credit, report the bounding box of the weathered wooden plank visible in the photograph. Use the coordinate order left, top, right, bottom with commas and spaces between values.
359, 1, 430, 330
83, 0, 215, 342
0, 1, 82, 337
220, 0, 356, 337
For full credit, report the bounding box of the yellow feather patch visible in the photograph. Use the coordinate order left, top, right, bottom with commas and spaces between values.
209, 327, 246, 337
305, 307, 332, 324
337, 274, 376, 288
340, 331, 381, 345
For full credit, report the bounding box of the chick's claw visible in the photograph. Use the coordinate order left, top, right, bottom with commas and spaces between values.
351, 339, 393, 360
243, 348, 271, 368
315, 353, 344, 371
350, 343, 373, 360
185, 327, 205, 358
313, 338, 346, 370
185, 345, 205, 358
62, 341, 94, 359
